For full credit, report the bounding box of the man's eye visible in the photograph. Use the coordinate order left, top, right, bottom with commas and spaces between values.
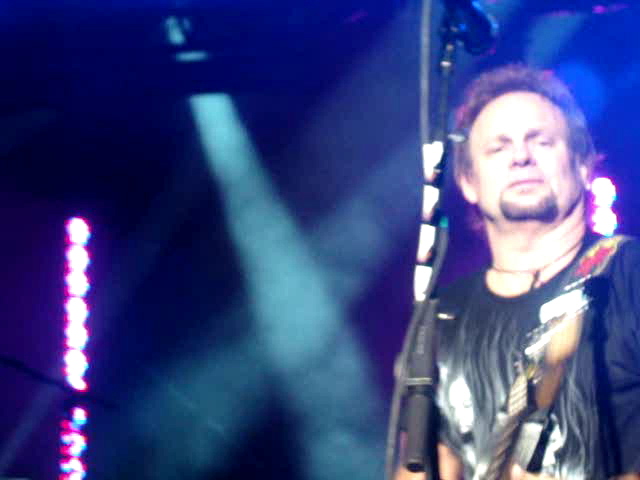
487, 145, 505, 154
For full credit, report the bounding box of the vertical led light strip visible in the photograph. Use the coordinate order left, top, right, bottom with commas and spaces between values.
61, 217, 91, 480
591, 177, 618, 237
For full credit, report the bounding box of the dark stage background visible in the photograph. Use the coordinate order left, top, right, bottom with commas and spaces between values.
0, 1, 639, 478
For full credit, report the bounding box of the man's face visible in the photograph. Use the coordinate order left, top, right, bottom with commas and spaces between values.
459, 91, 588, 225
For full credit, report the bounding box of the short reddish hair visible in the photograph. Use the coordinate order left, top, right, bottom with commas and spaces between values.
453, 64, 597, 179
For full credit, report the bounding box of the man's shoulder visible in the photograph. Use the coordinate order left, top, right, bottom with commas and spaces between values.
611, 234, 640, 260
588, 234, 640, 277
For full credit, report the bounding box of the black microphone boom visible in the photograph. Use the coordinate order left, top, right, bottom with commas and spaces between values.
443, 0, 498, 55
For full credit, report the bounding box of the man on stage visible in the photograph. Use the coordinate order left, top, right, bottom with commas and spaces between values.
397, 64, 640, 479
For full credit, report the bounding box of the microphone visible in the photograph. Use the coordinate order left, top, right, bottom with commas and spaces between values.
443, 0, 498, 55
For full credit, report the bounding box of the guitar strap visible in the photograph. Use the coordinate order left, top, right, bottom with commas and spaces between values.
484, 234, 630, 479
568, 234, 630, 282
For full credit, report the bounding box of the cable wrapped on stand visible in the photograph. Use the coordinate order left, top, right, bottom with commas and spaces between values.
384, 1, 497, 478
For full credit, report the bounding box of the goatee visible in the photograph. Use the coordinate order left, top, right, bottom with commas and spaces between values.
500, 192, 559, 222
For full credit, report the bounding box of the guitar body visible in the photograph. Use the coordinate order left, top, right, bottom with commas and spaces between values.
483, 236, 629, 480
483, 285, 589, 480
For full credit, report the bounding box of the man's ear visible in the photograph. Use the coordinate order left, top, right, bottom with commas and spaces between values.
456, 170, 479, 205
578, 161, 591, 190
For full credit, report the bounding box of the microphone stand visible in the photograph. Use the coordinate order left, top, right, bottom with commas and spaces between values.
384, 1, 497, 478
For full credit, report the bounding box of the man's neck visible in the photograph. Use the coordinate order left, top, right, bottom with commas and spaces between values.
484, 205, 587, 297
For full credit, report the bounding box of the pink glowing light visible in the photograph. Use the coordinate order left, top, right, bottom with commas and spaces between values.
592, 207, 618, 237
67, 376, 88, 392
66, 245, 90, 272
62, 217, 91, 477
66, 271, 90, 297
61, 432, 87, 456
590, 176, 618, 236
65, 324, 89, 350
591, 177, 616, 207
66, 218, 91, 246
593, 3, 629, 14
65, 349, 88, 376
71, 407, 88, 426
60, 457, 85, 473
65, 297, 88, 324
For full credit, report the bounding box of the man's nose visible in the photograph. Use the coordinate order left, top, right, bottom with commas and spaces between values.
511, 143, 534, 167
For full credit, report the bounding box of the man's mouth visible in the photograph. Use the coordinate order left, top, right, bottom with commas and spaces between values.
508, 178, 544, 188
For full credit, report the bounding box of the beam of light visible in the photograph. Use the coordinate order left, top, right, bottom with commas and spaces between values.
3, 85, 213, 480
123, 12, 423, 476
189, 93, 383, 480
270, 8, 430, 305
102, 8, 425, 477
556, 62, 606, 122
127, 332, 270, 479
525, 12, 587, 67
307, 131, 423, 304
611, 60, 640, 93
0, 387, 62, 476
